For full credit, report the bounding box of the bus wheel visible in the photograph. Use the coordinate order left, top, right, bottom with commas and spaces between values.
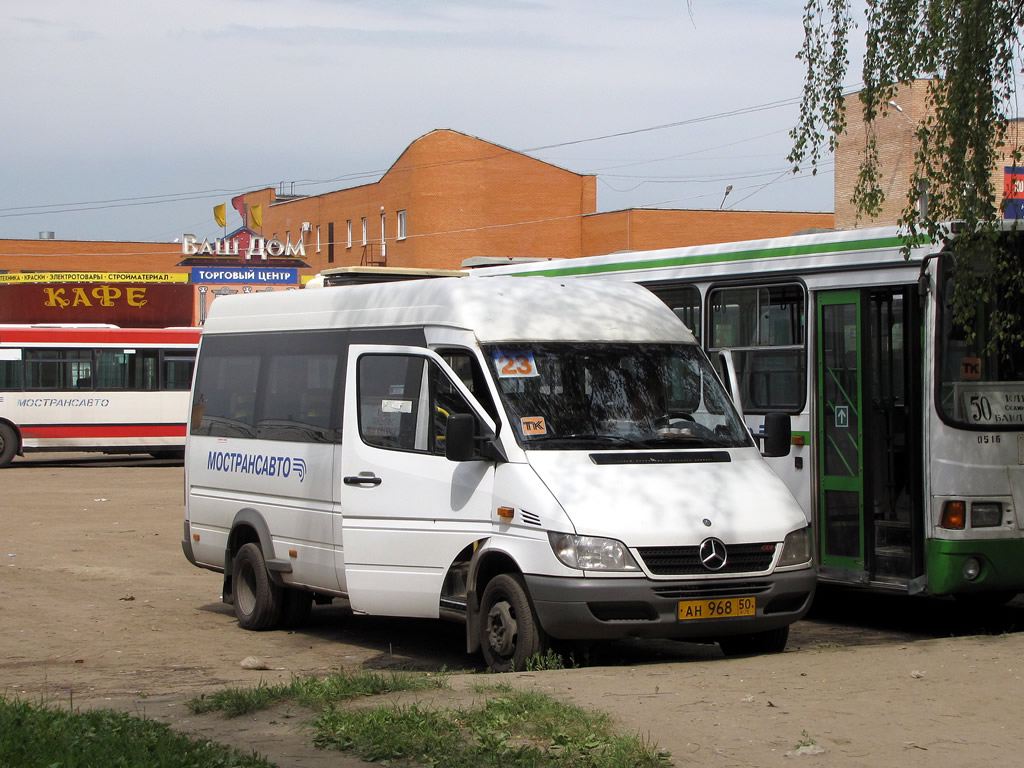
0, 424, 17, 468
479, 573, 545, 672
232, 543, 283, 630
719, 625, 789, 657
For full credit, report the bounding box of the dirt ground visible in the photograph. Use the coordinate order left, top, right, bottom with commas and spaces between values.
2, 454, 1023, 767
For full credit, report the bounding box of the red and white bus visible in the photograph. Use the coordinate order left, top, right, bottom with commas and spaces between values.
0, 325, 199, 467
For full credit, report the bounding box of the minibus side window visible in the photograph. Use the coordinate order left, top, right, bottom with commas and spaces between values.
358, 353, 479, 456
192, 331, 346, 443
256, 351, 339, 443
191, 351, 260, 438
437, 347, 500, 425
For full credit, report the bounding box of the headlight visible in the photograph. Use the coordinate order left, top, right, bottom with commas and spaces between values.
548, 532, 640, 571
777, 526, 812, 568
971, 502, 1002, 528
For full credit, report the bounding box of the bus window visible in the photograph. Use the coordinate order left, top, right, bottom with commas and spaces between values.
25, 349, 92, 390
648, 284, 701, 340
708, 284, 806, 413
0, 357, 22, 390
936, 254, 1024, 427
163, 353, 196, 390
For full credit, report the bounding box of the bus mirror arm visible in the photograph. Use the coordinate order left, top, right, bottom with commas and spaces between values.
759, 412, 791, 458
445, 413, 507, 463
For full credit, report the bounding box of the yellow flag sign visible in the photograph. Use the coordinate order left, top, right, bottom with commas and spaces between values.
214, 203, 227, 227
251, 204, 263, 227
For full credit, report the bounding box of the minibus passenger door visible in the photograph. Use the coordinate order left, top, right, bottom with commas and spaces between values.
339, 345, 498, 618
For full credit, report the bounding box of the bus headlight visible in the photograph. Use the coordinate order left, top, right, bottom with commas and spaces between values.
971, 502, 1002, 528
777, 526, 813, 568
548, 532, 640, 571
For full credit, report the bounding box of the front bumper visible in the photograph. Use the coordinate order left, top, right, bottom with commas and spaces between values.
525, 567, 816, 641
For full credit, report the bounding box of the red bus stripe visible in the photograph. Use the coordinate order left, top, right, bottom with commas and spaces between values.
21, 424, 187, 439
0, 328, 200, 346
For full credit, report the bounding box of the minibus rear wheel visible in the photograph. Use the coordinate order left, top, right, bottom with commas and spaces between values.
232, 543, 284, 630
479, 573, 545, 672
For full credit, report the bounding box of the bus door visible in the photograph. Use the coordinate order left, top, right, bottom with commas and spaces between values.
817, 290, 867, 580
816, 287, 924, 586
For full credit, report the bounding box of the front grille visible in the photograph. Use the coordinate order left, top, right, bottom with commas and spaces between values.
638, 543, 776, 575
652, 581, 774, 600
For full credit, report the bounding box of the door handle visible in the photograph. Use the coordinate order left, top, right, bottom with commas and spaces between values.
344, 474, 382, 486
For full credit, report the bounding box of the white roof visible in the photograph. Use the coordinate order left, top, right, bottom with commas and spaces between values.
202, 276, 695, 344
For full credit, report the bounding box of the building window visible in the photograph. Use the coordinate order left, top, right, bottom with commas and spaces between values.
397, 210, 407, 240
346, 220, 352, 249
361, 218, 367, 246
327, 222, 335, 264
316, 225, 321, 254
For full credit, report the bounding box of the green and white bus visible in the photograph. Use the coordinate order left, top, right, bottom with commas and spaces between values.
473, 224, 1024, 601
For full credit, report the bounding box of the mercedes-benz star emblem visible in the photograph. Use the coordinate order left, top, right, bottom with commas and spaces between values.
698, 537, 728, 571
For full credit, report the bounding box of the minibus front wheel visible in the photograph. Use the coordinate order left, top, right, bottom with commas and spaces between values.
479, 573, 546, 672
232, 543, 284, 630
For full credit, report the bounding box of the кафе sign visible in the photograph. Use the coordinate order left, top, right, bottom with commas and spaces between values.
0, 273, 194, 328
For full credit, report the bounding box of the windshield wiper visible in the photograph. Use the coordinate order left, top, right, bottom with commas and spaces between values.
526, 433, 645, 449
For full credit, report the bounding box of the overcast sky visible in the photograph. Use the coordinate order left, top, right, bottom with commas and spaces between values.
0, 1, 869, 244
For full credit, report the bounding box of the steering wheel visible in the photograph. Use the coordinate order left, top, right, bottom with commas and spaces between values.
654, 411, 696, 428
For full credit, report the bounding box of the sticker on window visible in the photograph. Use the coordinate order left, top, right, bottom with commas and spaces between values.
521, 416, 547, 436
381, 399, 412, 414
494, 350, 539, 378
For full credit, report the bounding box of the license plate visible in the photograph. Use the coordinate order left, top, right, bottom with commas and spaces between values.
677, 597, 756, 620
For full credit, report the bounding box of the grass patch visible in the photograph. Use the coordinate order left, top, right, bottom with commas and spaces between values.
312, 684, 670, 767
188, 668, 451, 717
523, 649, 572, 671
0, 697, 274, 768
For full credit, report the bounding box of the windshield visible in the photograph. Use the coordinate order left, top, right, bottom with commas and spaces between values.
936, 240, 1024, 429
483, 342, 753, 450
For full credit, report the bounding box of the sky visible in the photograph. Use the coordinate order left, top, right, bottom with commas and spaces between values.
0, 1, 869, 244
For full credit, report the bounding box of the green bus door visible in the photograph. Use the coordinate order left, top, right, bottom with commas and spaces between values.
817, 291, 866, 577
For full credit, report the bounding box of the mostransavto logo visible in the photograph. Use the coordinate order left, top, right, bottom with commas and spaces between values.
207, 451, 306, 482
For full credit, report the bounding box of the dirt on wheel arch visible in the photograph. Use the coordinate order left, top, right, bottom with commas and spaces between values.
2, 455, 1023, 767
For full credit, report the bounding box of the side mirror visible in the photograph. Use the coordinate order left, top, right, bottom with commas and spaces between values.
445, 413, 476, 462
761, 412, 791, 458
444, 413, 505, 463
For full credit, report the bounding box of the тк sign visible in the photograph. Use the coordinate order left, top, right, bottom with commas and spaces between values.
191, 267, 298, 284
181, 234, 305, 259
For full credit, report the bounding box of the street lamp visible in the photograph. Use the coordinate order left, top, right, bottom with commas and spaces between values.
887, 101, 928, 221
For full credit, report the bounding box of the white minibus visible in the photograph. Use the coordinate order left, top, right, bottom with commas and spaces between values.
182, 277, 814, 670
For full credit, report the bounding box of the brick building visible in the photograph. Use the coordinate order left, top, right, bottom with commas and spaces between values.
835, 79, 1024, 228
232, 129, 833, 272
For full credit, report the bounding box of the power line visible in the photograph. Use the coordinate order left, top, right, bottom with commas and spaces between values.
0, 87, 860, 223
